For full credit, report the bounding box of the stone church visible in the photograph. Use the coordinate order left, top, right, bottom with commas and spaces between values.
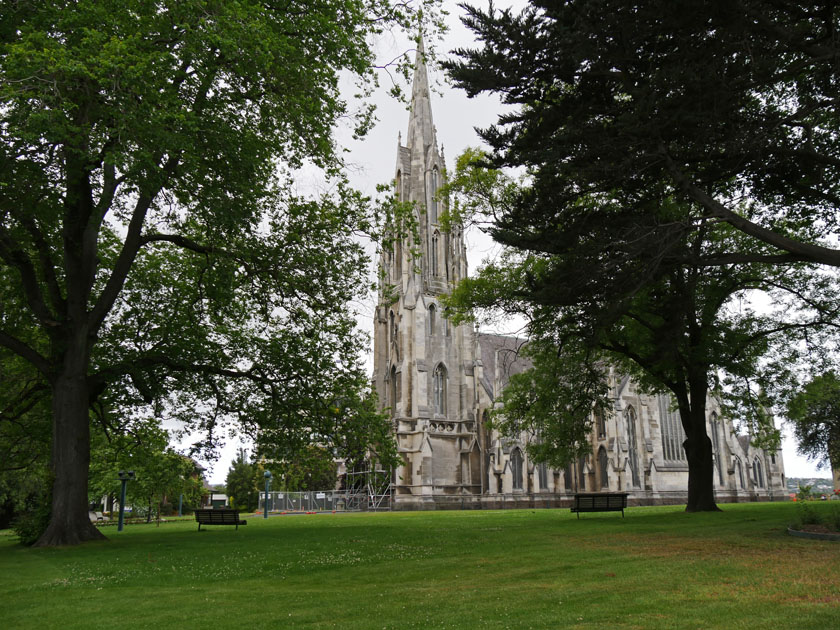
372, 42, 786, 509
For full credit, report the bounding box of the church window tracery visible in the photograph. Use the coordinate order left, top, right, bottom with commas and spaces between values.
658, 395, 687, 462
753, 458, 764, 488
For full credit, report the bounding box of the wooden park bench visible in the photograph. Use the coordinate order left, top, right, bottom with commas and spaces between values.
194, 509, 247, 531
570, 492, 629, 518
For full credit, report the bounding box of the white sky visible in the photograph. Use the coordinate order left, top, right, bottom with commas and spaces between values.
198, 0, 825, 484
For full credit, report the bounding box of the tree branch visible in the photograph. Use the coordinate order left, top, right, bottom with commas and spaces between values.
0, 227, 60, 328
0, 331, 51, 378
660, 147, 840, 267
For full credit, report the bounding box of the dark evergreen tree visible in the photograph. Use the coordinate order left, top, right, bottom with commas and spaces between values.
443, 153, 836, 511
445, 1, 840, 267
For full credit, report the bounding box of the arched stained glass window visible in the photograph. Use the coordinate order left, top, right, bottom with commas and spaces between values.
538, 462, 548, 491
578, 455, 586, 491
710, 413, 723, 485
658, 395, 686, 461
430, 166, 439, 223
598, 447, 609, 489
595, 408, 606, 439
511, 448, 523, 490
625, 406, 641, 487
433, 364, 447, 415
389, 365, 397, 417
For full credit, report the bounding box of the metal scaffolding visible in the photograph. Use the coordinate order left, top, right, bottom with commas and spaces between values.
256, 464, 393, 513
343, 463, 393, 511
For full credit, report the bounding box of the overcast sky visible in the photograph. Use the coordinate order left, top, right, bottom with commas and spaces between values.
201, 0, 825, 484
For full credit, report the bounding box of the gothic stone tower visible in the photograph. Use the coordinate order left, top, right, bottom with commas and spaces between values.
373, 41, 481, 507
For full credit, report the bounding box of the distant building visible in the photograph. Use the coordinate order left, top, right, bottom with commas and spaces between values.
372, 40, 785, 509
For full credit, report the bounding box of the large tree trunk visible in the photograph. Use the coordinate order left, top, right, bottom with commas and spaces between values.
34, 354, 106, 546
683, 430, 720, 512
675, 376, 721, 513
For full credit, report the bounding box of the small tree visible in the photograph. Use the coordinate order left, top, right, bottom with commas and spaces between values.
225, 450, 259, 512
88, 417, 204, 524
787, 372, 840, 473
282, 446, 338, 492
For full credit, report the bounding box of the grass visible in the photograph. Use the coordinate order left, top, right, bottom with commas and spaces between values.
1, 502, 839, 629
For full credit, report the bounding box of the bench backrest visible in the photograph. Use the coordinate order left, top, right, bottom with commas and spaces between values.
574, 493, 627, 509
194, 509, 241, 523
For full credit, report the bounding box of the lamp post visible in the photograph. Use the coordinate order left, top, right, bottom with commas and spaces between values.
264, 470, 272, 519
117, 470, 135, 532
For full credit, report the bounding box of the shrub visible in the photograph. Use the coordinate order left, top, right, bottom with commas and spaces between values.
829, 504, 840, 532
791, 502, 840, 532
12, 501, 51, 546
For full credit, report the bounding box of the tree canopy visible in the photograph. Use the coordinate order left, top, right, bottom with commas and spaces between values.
0, 0, 441, 546
444, 1, 840, 268
787, 372, 840, 472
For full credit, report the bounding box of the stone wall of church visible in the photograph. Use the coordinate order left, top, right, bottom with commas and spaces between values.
471, 359, 786, 507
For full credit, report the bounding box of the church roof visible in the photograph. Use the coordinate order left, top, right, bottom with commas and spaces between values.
477, 333, 531, 400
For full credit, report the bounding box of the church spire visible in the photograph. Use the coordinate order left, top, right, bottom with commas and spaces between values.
406, 36, 436, 151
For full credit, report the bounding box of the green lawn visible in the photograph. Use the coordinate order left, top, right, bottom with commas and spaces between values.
1, 502, 838, 629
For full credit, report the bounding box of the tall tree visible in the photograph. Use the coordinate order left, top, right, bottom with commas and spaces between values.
443, 153, 835, 511
444, 1, 840, 267
0, 0, 441, 546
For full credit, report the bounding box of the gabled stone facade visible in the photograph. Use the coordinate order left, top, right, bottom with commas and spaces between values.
373, 41, 786, 509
